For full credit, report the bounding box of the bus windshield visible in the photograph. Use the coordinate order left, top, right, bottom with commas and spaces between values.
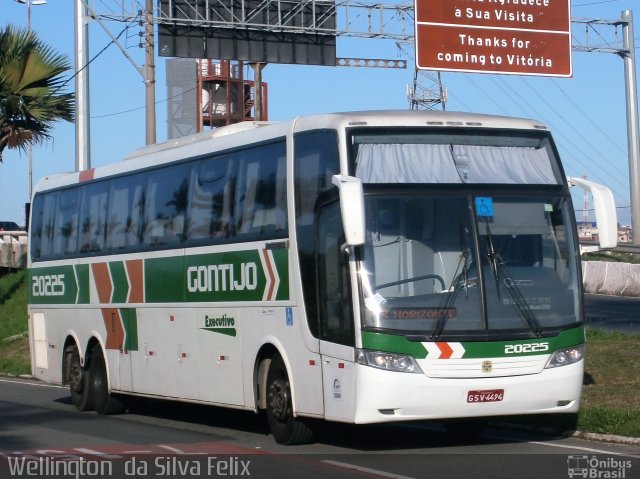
358, 192, 580, 338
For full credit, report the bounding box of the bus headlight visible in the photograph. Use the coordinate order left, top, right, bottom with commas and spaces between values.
545, 344, 585, 368
356, 349, 423, 374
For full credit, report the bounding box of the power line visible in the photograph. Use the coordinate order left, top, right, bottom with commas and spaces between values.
91, 86, 197, 119
551, 80, 627, 157
486, 76, 630, 206
58, 24, 130, 92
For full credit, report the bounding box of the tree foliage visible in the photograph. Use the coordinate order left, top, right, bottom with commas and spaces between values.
0, 24, 74, 161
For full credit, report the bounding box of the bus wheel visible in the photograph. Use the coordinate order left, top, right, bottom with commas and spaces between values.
88, 346, 126, 416
266, 355, 315, 445
66, 346, 93, 411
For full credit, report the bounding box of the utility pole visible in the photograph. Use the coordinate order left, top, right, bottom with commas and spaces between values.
252, 63, 265, 121
75, 0, 91, 171
621, 10, 640, 244
145, 0, 156, 145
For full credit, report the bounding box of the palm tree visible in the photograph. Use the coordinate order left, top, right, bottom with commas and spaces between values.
0, 24, 74, 162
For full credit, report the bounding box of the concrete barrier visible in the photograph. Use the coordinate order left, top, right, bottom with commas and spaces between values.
0, 232, 27, 269
582, 261, 640, 297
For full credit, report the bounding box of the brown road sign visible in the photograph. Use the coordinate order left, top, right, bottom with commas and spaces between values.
415, 0, 572, 77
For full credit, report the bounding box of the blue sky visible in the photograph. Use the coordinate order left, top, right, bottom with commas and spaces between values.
1, 0, 638, 226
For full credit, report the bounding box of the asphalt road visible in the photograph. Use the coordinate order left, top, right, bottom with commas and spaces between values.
584, 294, 640, 334
0, 378, 638, 479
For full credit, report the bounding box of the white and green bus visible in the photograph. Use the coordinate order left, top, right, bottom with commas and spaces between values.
28, 111, 617, 444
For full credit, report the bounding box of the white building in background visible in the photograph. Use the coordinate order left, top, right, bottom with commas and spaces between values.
576, 222, 632, 245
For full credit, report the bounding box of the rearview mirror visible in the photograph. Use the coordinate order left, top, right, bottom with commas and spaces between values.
567, 176, 618, 249
332, 175, 365, 246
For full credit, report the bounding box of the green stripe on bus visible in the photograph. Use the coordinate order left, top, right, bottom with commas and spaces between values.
361, 332, 429, 359
74, 264, 90, 304
460, 327, 585, 358
272, 248, 289, 301
109, 262, 129, 303
145, 256, 185, 302
361, 326, 585, 359
145, 249, 290, 303
30, 248, 290, 305
121, 308, 139, 351
29, 265, 79, 305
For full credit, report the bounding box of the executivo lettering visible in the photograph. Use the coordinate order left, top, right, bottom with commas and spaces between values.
202, 314, 237, 337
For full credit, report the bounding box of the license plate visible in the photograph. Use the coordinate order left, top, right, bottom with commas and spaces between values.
467, 389, 504, 403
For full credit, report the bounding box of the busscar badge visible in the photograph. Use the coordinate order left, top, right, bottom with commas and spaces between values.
481, 360, 493, 373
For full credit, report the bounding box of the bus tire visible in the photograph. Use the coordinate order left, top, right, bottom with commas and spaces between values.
66, 346, 93, 412
89, 346, 126, 416
266, 355, 315, 445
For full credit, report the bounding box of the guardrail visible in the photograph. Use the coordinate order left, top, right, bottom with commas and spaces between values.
612, 243, 640, 254
0, 231, 27, 269
580, 241, 640, 255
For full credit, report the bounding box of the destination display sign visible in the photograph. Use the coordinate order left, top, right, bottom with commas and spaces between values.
415, 0, 572, 77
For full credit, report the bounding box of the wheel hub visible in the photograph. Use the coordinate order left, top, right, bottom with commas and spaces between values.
69, 363, 82, 394
268, 378, 290, 422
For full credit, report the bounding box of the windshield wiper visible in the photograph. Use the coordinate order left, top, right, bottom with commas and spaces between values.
485, 223, 502, 298
484, 222, 543, 337
432, 223, 470, 339
431, 269, 461, 339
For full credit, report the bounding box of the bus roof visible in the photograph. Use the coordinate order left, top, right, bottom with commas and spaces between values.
32, 110, 549, 194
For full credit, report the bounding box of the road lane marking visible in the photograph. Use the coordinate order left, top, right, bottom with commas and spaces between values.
484, 434, 640, 459
0, 378, 65, 389
527, 440, 640, 459
157, 445, 208, 455
322, 460, 416, 479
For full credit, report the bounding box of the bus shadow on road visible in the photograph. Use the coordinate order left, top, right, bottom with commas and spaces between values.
53, 393, 573, 451
118, 395, 572, 450
307, 420, 569, 451
120, 396, 272, 437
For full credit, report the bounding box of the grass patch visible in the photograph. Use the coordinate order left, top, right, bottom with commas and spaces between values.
0, 335, 30, 376
582, 251, 640, 264
0, 269, 30, 375
504, 329, 640, 437
579, 328, 640, 437
0, 269, 28, 340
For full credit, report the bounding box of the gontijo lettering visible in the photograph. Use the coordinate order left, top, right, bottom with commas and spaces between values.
187, 262, 258, 293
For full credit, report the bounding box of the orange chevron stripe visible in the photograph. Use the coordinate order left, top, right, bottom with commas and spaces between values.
125, 259, 144, 303
101, 308, 125, 350
91, 263, 112, 304
436, 342, 454, 359
261, 249, 276, 301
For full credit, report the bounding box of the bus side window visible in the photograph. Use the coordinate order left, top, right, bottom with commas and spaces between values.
236, 160, 260, 235
53, 189, 79, 256
106, 175, 144, 251
143, 164, 189, 246
29, 196, 43, 260
30, 192, 57, 260
79, 183, 109, 254
234, 142, 287, 237
107, 180, 131, 250
187, 157, 228, 241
